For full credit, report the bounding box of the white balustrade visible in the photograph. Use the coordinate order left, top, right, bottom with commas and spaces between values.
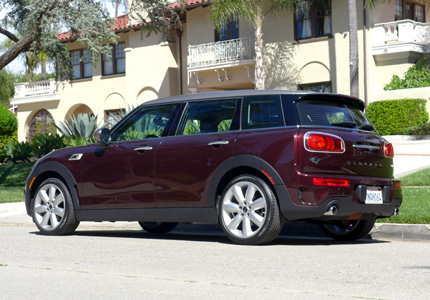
373, 20, 430, 45
188, 37, 254, 68
14, 78, 57, 98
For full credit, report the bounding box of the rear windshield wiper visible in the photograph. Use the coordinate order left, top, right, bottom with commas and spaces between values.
330, 121, 357, 128
358, 124, 375, 131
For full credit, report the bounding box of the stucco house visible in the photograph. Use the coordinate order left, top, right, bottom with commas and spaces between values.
10, 0, 430, 141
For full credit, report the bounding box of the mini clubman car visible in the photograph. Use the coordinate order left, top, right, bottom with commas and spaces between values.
24, 90, 402, 245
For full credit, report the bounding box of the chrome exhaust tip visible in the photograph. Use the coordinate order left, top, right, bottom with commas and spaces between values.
393, 207, 400, 216
324, 205, 338, 216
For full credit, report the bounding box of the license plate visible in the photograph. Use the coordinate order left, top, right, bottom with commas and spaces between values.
365, 187, 383, 204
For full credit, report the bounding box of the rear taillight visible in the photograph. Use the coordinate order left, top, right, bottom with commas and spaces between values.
384, 143, 394, 158
395, 182, 401, 189
313, 178, 349, 187
304, 132, 345, 153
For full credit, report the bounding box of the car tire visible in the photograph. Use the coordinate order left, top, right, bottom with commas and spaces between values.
319, 218, 376, 241
219, 175, 284, 245
32, 178, 79, 235
138, 222, 178, 233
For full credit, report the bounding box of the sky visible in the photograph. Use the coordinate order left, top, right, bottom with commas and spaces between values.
0, 1, 123, 74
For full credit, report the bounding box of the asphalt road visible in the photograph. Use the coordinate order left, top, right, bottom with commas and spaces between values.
1, 224, 429, 300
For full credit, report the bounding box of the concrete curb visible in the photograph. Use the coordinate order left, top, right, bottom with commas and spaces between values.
371, 223, 430, 241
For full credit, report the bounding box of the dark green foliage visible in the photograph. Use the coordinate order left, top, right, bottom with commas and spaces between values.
384, 58, 430, 90
0, 70, 15, 104
2, 141, 35, 164
366, 99, 429, 135
0, 105, 18, 149
32, 133, 65, 157
405, 123, 430, 135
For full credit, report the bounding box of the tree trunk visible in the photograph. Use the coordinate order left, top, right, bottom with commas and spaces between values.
348, 0, 359, 98
0, 33, 34, 71
41, 60, 47, 80
254, 15, 264, 90
115, 0, 120, 17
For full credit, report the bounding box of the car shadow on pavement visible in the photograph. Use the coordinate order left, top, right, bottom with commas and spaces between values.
32, 229, 390, 246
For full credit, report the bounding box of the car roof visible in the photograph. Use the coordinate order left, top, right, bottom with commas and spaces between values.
144, 90, 365, 110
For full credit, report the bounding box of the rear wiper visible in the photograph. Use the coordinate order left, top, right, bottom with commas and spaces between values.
330, 121, 357, 128
358, 124, 374, 131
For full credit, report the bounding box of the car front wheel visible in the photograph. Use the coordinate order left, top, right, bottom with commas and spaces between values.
319, 218, 376, 241
32, 178, 79, 235
219, 175, 283, 245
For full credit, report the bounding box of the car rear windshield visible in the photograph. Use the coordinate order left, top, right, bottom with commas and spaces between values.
297, 100, 374, 130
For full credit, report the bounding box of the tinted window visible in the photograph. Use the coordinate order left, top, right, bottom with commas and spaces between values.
177, 99, 238, 135
297, 101, 372, 128
242, 95, 285, 130
112, 104, 177, 141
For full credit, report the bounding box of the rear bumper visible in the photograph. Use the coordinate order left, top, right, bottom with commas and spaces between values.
275, 184, 403, 221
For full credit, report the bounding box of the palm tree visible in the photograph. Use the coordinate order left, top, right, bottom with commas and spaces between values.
211, 0, 297, 90
349, 0, 359, 98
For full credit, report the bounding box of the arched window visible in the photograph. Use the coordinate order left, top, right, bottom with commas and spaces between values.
26, 110, 56, 141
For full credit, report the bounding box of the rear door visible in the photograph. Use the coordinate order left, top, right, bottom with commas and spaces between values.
155, 98, 240, 207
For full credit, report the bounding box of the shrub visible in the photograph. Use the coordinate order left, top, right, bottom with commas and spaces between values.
3, 141, 35, 164
366, 99, 429, 135
384, 58, 430, 90
56, 113, 99, 146
0, 105, 18, 149
405, 123, 430, 135
32, 133, 65, 157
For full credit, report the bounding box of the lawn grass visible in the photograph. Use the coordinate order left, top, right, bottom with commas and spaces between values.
377, 187, 430, 224
398, 168, 430, 186
0, 188, 25, 203
0, 162, 35, 203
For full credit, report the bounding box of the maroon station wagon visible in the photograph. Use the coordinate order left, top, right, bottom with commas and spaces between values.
25, 90, 402, 245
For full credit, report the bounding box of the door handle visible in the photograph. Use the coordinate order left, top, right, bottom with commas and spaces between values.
134, 146, 153, 152
353, 144, 379, 152
208, 140, 229, 146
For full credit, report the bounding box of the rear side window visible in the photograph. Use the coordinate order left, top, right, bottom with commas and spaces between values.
242, 95, 285, 130
297, 101, 372, 129
177, 99, 238, 135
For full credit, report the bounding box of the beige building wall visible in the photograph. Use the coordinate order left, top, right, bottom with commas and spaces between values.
14, 27, 179, 141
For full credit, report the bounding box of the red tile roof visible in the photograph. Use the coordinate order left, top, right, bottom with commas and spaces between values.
57, 14, 142, 42
170, 0, 211, 10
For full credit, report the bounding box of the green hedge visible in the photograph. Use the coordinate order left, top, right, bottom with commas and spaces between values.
366, 99, 429, 135
0, 105, 18, 149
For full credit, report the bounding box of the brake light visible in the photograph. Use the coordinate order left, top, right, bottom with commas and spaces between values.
305, 132, 345, 153
313, 178, 349, 187
384, 143, 394, 158
395, 182, 401, 189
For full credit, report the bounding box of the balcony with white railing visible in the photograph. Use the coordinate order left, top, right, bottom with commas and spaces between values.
188, 37, 254, 69
372, 20, 430, 61
11, 78, 61, 105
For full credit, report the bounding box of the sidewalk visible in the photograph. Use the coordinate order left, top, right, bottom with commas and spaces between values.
1, 202, 429, 242
384, 135, 430, 177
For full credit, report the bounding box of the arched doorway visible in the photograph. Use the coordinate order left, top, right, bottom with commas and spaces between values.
26, 110, 56, 142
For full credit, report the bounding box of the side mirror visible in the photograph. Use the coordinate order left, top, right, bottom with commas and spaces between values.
94, 128, 111, 145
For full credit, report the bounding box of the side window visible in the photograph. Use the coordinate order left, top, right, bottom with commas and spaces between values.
177, 99, 237, 135
111, 104, 177, 142
242, 95, 285, 130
